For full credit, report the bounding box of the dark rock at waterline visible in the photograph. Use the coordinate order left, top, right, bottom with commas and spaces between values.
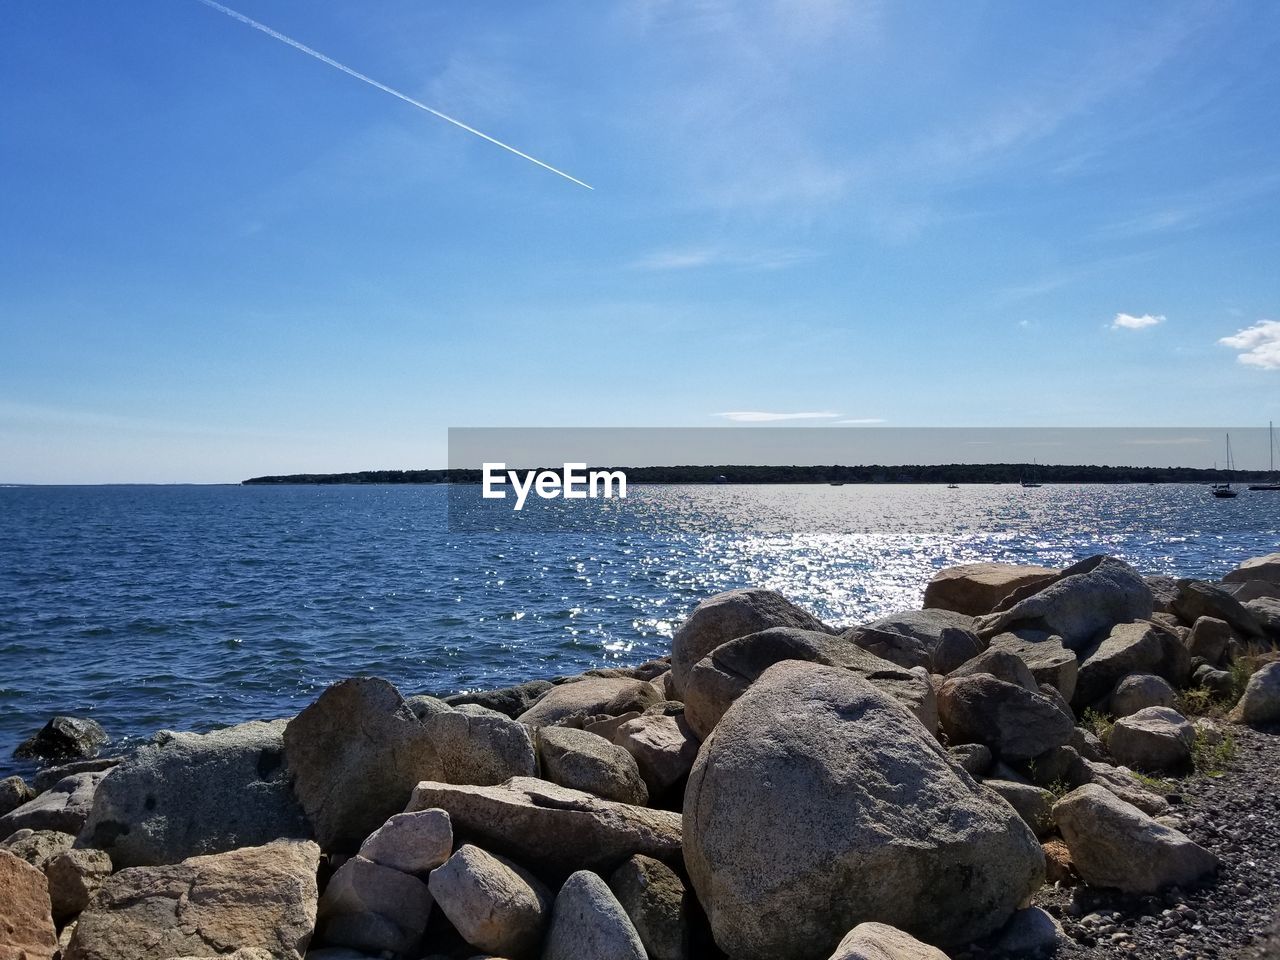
14, 716, 108, 762
444, 679, 556, 719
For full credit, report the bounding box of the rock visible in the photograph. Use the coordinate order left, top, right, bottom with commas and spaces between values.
424, 710, 539, 786
1231, 579, 1280, 603
608, 855, 690, 960
922, 562, 1059, 617
404, 694, 454, 720
0, 848, 58, 959
947, 648, 1038, 691
1080, 759, 1169, 816
669, 588, 829, 697
444, 680, 556, 719
1014, 744, 1082, 787
1068, 726, 1105, 762
536, 726, 648, 805
427, 844, 550, 957
46, 847, 112, 924
1232, 661, 1280, 725
986, 906, 1063, 957
318, 855, 432, 955
13, 716, 108, 762
80, 720, 310, 868
1073, 620, 1188, 709
987, 630, 1078, 701
1245, 597, 1280, 636
516, 678, 663, 727
976, 556, 1153, 651
406, 777, 681, 877
1, 828, 76, 869
827, 922, 948, 959
1052, 784, 1217, 893
683, 627, 938, 740
585, 711, 643, 741
1109, 673, 1178, 717
0, 771, 106, 836
1173, 580, 1265, 639
612, 710, 700, 799
684, 661, 1044, 957
938, 674, 1073, 760
357, 808, 452, 875
65, 839, 320, 960
33, 757, 120, 793
1187, 617, 1234, 664
542, 870, 645, 960
1042, 838, 1077, 885
1223, 552, 1280, 585
284, 678, 443, 851
0, 775, 35, 817
1108, 707, 1194, 772
843, 609, 983, 674
948, 743, 992, 776
1145, 575, 1181, 614
982, 779, 1054, 837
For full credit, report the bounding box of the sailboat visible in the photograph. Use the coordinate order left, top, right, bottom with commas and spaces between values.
1212, 434, 1239, 499
1249, 422, 1280, 491
1020, 459, 1042, 488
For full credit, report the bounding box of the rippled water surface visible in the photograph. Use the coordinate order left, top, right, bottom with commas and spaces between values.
1, 483, 1276, 771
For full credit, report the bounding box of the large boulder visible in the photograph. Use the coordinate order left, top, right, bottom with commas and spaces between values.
422, 709, 538, 786
46, 847, 112, 924
428, 844, 551, 958
683, 627, 937, 741
684, 661, 1044, 958
613, 708, 700, 799
1232, 661, 1280, 726
0, 771, 106, 836
1223, 553, 1280, 585
356, 808, 452, 875
406, 777, 681, 878
1073, 620, 1189, 710
1172, 581, 1265, 639
80, 720, 310, 867
284, 678, 442, 851
828, 922, 948, 959
1109, 673, 1177, 718
976, 556, 1153, 651
609, 854, 691, 960
987, 630, 1078, 701
669, 589, 829, 697
1053, 785, 1217, 893
444, 679, 555, 718
842, 610, 982, 674
317, 855, 432, 955
65, 839, 320, 960
1108, 707, 1194, 772
0, 849, 58, 960
542, 870, 646, 960
1187, 617, 1234, 664
13, 716, 108, 762
922, 563, 1058, 617
937, 674, 1073, 761
1245, 597, 1280, 637
537, 726, 649, 805
516, 677, 663, 727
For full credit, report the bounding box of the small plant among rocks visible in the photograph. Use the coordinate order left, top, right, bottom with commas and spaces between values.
1080, 707, 1114, 746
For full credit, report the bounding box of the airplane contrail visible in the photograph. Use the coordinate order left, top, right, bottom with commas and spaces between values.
193, 0, 593, 190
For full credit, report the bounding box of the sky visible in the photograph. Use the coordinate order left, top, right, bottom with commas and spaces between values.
2, 0, 1279, 482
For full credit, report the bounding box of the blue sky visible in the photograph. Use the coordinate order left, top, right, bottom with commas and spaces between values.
2, 0, 1279, 482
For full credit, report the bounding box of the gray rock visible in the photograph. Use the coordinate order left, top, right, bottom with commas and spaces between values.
987, 630, 1078, 701
542, 870, 645, 960
986, 906, 1063, 958
843, 609, 982, 674
0, 849, 59, 960
1145, 575, 1181, 614
584, 711, 643, 741
404, 694, 454, 720
938, 674, 1074, 761
976, 556, 1153, 651
444, 680, 556, 719
537, 727, 648, 805
0, 772, 105, 836
1080, 759, 1169, 816
684, 627, 938, 741
1053, 784, 1217, 893
357, 808, 452, 875
982, 779, 1054, 837
284, 678, 442, 851
612, 710, 700, 799
406, 777, 681, 877
0, 776, 36, 817
609, 855, 690, 960
1, 828, 76, 870
1223, 552, 1280, 585
1068, 727, 1105, 762
1073, 620, 1188, 709
670, 588, 829, 697
33, 757, 120, 793
828, 922, 948, 959
1187, 616, 1234, 664
922, 562, 1059, 617
948, 743, 992, 776
1110, 673, 1178, 717
1108, 707, 1194, 772
1233, 661, 1280, 726
428, 844, 551, 957
1231, 579, 1280, 603
80, 719, 310, 867
318, 855, 432, 955
45, 847, 112, 924
684, 661, 1044, 957
1245, 597, 1280, 637
516, 678, 664, 728
425, 710, 539, 786
947, 648, 1038, 691
65, 839, 320, 960
1173, 580, 1265, 639
14, 716, 108, 762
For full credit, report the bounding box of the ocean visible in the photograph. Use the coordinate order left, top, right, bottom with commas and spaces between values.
1, 482, 1276, 774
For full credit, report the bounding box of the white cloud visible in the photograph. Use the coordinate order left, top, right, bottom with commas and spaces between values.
1219, 320, 1280, 370
1112, 312, 1165, 331
835, 418, 886, 424
630, 247, 815, 271
715, 411, 841, 422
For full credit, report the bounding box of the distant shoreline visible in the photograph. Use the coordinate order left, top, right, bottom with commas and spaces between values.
242, 464, 1274, 485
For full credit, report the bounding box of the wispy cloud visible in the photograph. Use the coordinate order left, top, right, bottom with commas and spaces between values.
715, 410, 841, 422
1112, 312, 1165, 331
630, 247, 816, 272
835, 418, 886, 424
1099, 171, 1280, 239
1219, 320, 1280, 370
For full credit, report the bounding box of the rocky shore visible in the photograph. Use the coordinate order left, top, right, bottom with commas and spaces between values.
3, 552, 1280, 960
